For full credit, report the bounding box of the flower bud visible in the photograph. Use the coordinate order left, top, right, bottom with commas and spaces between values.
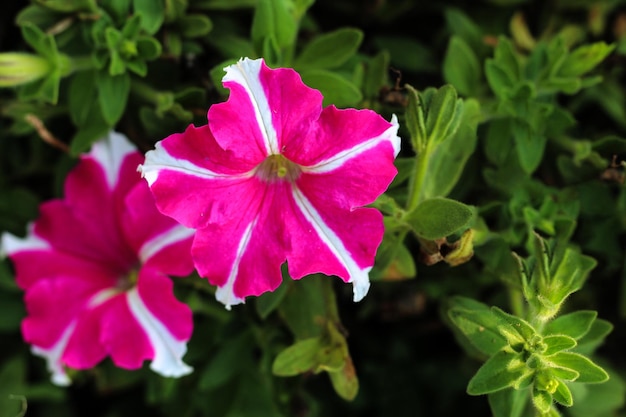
0, 53, 51, 87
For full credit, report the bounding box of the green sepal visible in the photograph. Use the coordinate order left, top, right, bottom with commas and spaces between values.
467, 350, 527, 395
404, 197, 474, 240
532, 389, 553, 414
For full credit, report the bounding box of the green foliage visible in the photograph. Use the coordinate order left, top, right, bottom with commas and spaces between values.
1, 0, 625, 416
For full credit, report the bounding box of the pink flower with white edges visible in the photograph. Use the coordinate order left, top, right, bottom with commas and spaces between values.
1, 131, 196, 385
139, 57, 401, 309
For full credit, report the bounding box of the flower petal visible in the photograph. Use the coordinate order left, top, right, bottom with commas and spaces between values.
287, 108, 400, 167
190, 179, 286, 308
288, 187, 382, 301
128, 282, 193, 377
121, 182, 195, 276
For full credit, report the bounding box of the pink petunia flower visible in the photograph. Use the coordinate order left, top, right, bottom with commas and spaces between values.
139, 58, 401, 309
1, 132, 196, 385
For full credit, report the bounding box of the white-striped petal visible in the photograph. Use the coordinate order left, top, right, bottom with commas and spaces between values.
139, 141, 253, 186
138, 225, 196, 264
215, 221, 256, 310
291, 187, 371, 301
303, 114, 401, 174
89, 131, 137, 189
31, 322, 76, 386
126, 288, 193, 378
223, 58, 279, 155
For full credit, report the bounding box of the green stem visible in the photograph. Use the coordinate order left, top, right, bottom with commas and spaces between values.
130, 79, 161, 104
405, 143, 432, 211
69, 55, 97, 72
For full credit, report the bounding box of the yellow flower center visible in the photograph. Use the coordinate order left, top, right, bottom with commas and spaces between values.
256, 154, 301, 182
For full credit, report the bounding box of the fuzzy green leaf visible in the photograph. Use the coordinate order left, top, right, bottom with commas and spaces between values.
553, 380, 574, 407
488, 388, 530, 417
548, 352, 609, 384
532, 389, 553, 414
557, 42, 615, 78
542, 335, 577, 356
467, 350, 526, 395
425, 85, 463, 145
544, 311, 597, 340
491, 306, 536, 344
406, 197, 474, 240
447, 296, 509, 357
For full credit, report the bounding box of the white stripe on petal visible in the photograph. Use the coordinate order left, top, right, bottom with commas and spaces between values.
1, 225, 49, 257
31, 322, 76, 386
139, 141, 254, 186
223, 58, 278, 155
126, 287, 193, 378
138, 225, 195, 264
215, 221, 255, 310
303, 114, 401, 174
291, 187, 371, 302
89, 131, 138, 189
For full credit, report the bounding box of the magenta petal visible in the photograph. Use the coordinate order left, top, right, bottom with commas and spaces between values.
287, 107, 400, 166
97, 294, 154, 369
21, 277, 108, 350
136, 267, 192, 341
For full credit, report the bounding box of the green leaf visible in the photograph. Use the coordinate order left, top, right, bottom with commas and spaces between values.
443, 36, 481, 96
251, 0, 297, 52
133, 0, 165, 34
467, 350, 527, 395
405, 197, 474, 240
544, 311, 597, 340
491, 306, 537, 344
136, 37, 162, 60
328, 356, 359, 401
548, 352, 609, 383
425, 85, 463, 145
373, 36, 436, 73
300, 70, 362, 108
404, 84, 427, 151
557, 42, 615, 78
96, 71, 130, 126
199, 331, 254, 390
542, 335, 577, 356
418, 98, 481, 199
488, 388, 530, 417
553, 381, 573, 407
532, 389, 553, 414
547, 248, 597, 306
272, 337, 322, 376
575, 319, 613, 355
362, 50, 389, 99
294, 28, 363, 71
446, 296, 509, 357
178, 14, 213, 38
444, 8, 487, 57
68, 70, 97, 126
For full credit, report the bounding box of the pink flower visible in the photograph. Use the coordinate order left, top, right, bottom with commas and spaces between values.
1, 132, 196, 385
139, 58, 400, 309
